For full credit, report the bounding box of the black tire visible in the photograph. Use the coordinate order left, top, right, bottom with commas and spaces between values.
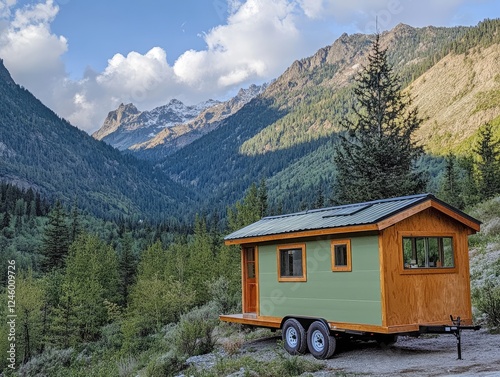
307, 321, 336, 359
282, 318, 307, 355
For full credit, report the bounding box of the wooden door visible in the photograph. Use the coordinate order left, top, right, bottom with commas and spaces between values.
243, 246, 258, 314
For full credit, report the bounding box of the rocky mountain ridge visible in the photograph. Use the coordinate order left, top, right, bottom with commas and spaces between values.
92, 98, 220, 151
93, 83, 267, 157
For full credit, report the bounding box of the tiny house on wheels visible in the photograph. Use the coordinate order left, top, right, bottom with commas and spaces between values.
220, 193, 481, 359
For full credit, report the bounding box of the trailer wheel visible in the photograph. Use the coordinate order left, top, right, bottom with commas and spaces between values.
307, 321, 336, 359
282, 318, 307, 355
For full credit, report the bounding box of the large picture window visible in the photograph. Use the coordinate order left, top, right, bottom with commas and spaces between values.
277, 244, 306, 282
403, 236, 454, 269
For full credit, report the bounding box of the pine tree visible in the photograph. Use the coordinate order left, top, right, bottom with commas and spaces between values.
188, 214, 215, 305
458, 156, 480, 207
118, 233, 136, 306
314, 187, 325, 209
55, 234, 119, 344
227, 182, 267, 232
438, 154, 464, 209
258, 179, 268, 217
16, 271, 44, 363
41, 201, 70, 272
69, 198, 80, 244
333, 34, 426, 204
475, 122, 500, 200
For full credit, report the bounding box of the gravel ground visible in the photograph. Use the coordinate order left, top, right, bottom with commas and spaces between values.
188, 329, 500, 376
316, 329, 500, 376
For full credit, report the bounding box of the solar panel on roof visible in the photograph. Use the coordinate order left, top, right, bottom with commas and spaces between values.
322, 204, 372, 218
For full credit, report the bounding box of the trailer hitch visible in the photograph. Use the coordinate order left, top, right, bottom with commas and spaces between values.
419, 315, 481, 360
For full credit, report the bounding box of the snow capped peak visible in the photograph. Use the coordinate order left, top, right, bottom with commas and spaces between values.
94, 82, 268, 152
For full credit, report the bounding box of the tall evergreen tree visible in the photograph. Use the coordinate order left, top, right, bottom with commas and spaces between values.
118, 233, 136, 307
227, 182, 268, 232
458, 156, 480, 207
333, 34, 426, 204
16, 271, 44, 364
69, 199, 80, 244
40, 201, 70, 272
475, 122, 500, 200
438, 154, 464, 209
258, 179, 268, 218
55, 234, 119, 344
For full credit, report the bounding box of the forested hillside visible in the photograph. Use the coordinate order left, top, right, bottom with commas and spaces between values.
160, 19, 500, 214
0, 61, 195, 222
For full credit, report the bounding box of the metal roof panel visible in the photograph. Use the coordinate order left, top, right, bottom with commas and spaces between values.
224, 193, 434, 241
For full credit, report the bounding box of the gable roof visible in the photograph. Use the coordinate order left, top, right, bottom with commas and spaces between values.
224, 193, 481, 245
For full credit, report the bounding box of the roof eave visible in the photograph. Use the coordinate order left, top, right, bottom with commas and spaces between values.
224, 196, 482, 246
224, 223, 379, 246
376, 198, 481, 233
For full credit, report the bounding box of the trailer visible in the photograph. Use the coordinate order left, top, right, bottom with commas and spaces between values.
220, 194, 481, 359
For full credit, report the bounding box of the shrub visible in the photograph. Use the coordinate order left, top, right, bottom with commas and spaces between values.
220, 335, 245, 356
209, 276, 240, 314
173, 302, 219, 357
473, 280, 500, 330
18, 348, 74, 377
99, 322, 123, 351
117, 356, 138, 377
145, 351, 184, 377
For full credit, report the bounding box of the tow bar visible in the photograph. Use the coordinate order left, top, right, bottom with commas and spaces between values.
419, 315, 481, 360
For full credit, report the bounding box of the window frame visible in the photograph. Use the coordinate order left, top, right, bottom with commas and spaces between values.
331, 239, 352, 272
399, 232, 458, 275
277, 243, 307, 282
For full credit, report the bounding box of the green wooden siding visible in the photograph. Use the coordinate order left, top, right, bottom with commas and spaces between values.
258, 236, 382, 325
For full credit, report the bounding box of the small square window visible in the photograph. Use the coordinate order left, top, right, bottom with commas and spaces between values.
277, 244, 306, 282
331, 240, 352, 272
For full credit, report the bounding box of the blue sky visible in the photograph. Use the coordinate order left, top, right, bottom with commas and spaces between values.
0, 0, 499, 132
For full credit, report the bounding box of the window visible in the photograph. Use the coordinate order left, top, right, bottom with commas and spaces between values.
277, 244, 306, 282
402, 236, 454, 269
331, 240, 352, 272
244, 247, 256, 279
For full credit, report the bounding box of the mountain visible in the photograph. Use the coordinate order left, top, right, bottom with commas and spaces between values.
93, 84, 267, 158
409, 43, 500, 154
0, 60, 195, 221
2, 20, 499, 223
92, 99, 220, 151
158, 20, 500, 214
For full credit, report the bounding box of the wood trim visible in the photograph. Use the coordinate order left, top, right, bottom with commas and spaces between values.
377, 200, 480, 232
328, 321, 417, 334
377, 201, 432, 230
330, 239, 352, 272
219, 314, 426, 334
378, 234, 388, 328
276, 243, 307, 282
224, 224, 379, 245
255, 246, 260, 316
430, 201, 481, 232
219, 314, 282, 328
240, 247, 245, 313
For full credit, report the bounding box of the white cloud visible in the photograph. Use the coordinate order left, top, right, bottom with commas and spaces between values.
0, 0, 66, 78
0, 0, 493, 133
173, 0, 304, 91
